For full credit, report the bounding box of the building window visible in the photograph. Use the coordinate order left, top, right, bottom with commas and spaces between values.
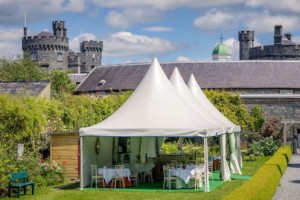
32, 53, 38, 61
91, 65, 95, 70
57, 53, 63, 61
280, 90, 293, 94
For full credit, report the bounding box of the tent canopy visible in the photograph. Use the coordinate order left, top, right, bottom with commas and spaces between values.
169, 68, 236, 134
187, 74, 241, 132
80, 58, 228, 137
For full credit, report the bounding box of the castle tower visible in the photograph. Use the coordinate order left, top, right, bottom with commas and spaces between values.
22, 21, 69, 72
274, 25, 282, 45
239, 30, 254, 60
52, 21, 67, 38
79, 41, 103, 73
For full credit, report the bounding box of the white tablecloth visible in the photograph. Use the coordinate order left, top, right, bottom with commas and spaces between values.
170, 167, 203, 184
98, 168, 131, 184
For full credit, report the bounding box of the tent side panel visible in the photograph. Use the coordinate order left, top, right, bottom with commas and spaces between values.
50, 133, 79, 180
81, 137, 99, 188
99, 137, 113, 167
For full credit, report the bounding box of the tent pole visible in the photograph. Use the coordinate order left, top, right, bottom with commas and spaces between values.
80, 136, 83, 190
204, 137, 209, 192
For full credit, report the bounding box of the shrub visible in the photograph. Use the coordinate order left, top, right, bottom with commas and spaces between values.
223, 145, 292, 200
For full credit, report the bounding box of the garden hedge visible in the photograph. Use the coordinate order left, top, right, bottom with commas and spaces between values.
223, 145, 292, 200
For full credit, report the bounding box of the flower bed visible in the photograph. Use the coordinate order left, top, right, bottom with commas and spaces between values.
223, 145, 292, 200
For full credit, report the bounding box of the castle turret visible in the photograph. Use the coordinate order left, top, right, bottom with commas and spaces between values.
79, 41, 103, 73
274, 25, 282, 45
239, 30, 254, 60
23, 26, 27, 37
52, 21, 67, 38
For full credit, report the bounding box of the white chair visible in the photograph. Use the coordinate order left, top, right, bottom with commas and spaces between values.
190, 165, 203, 190
111, 165, 125, 188
91, 165, 105, 188
163, 165, 177, 189
130, 165, 139, 186
143, 166, 153, 183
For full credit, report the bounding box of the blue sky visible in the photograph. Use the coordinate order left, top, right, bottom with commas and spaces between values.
1, 0, 300, 64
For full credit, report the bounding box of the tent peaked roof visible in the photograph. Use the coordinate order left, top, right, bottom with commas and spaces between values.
80, 58, 220, 137
170, 68, 234, 134
187, 74, 241, 132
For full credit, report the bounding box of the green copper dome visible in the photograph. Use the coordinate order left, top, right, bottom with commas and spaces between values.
212, 43, 231, 55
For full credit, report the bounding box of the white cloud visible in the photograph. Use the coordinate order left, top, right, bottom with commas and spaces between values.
143, 26, 173, 32
176, 56, 191, 62
69, 33, 96, 52
246, 0, 300, 14
244, 10, 300, 34
92, 0, 245, 10
103, 31, 180, 57
122, 57, 152, 64
0, 28, 23, 56
193, 10, 238, 30
222, 38, 239, 60
105, 8, 162, 28
0, 0, 86, 25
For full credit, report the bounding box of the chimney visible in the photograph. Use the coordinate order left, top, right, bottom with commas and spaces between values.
274, 25, 282, 45
285, 33, 292, 41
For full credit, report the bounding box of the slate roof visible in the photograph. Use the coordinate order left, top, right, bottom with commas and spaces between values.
282, 39, 297, 46
75, 61, 300, 92
69, 73, 88, 84
0, 81, 50, 96
36, 30, 55, 37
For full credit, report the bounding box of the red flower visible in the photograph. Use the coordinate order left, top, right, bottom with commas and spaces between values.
62, 161, 67, 164
58, 178, 61, 182
53, 166, 56, 169
50, 163, 52, 165
41, 159, 45, 163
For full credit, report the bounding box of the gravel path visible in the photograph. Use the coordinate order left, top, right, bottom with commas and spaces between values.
273, 155, 300, 200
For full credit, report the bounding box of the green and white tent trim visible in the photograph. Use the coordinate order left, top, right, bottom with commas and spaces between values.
79, 58, 242, 192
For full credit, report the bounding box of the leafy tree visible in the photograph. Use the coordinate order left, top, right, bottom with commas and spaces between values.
0, 56, 49, 81
203, 89, 254, 131
49, 69, 76, 97
250, 105, 266, 132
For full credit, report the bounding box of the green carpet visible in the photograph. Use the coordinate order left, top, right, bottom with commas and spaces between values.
84, 171, 252, 192
83, 170, 248, 192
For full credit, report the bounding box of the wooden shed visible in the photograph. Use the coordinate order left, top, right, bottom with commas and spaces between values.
50, 132, 80, 180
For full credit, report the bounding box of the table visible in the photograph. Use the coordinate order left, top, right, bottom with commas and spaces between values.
98, 167, 131, 186
169, 166, 204, 189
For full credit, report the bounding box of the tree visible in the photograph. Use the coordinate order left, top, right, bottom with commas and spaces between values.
0, 56, 49, 81
49, 69, 76, 97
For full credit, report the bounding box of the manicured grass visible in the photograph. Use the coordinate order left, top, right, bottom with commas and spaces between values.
4, 156, 270, 200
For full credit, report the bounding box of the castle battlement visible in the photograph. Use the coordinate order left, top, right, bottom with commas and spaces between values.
239, 31, 254, 41
80, 40, 103, 52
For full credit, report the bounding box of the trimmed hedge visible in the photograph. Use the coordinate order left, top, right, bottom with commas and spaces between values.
223, 145, 292, 200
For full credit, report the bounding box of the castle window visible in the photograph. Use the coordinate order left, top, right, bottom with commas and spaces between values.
57, 53, 63, 61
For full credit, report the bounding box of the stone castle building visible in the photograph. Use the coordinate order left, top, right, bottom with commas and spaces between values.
239, 25, 300, 60
22, 21, 103, 73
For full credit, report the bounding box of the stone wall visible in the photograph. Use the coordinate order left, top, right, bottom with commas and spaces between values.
243, 98, 300, 153
249, 45, 300, 60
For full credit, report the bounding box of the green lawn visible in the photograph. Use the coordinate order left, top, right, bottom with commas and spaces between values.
4, 156, 270, 200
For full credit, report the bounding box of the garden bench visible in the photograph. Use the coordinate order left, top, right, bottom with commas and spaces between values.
8, 171, 35, 198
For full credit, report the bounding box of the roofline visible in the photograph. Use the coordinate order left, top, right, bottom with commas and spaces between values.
75, 68, 97, 91
0, 80, 50, 83
99, 60, 300, 68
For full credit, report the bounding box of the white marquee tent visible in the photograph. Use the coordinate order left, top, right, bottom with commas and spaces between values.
79, 58, 242, 191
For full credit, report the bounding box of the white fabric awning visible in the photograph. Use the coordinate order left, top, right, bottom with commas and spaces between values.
80, 58, 221, 137
187, 74, 241, 132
